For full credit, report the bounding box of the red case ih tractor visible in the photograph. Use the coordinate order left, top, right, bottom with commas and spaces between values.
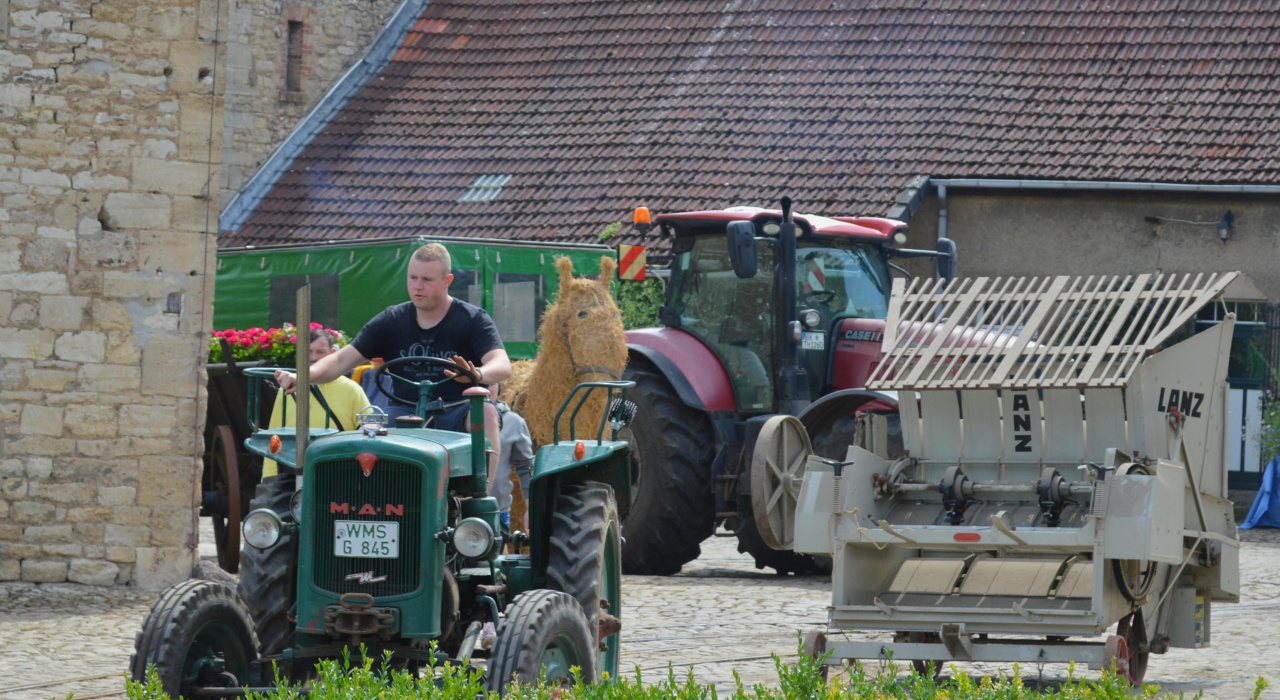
619, 199, 956, 575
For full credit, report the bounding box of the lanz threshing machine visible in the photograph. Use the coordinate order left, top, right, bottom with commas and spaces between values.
750, 272, 1242, 684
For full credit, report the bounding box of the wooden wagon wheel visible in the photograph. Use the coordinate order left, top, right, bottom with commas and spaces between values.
209, 425, 242, 573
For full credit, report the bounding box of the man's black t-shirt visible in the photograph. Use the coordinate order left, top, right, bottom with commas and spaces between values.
351, 299, 503, 404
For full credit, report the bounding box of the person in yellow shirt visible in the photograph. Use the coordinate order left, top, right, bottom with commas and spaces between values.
262, 328, 371, 477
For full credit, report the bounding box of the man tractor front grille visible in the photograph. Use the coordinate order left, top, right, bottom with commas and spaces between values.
311, 458, 422, 597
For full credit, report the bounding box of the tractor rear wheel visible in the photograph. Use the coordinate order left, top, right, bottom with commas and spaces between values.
618, 364, 714, 575
735, 477, 832, 575
130, 580, 259, 700
487, 590, 597, 696
547, 481, 622, 678
236, 476, 301, 681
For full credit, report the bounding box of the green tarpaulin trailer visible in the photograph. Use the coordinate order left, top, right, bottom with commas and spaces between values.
215, 236, 614, 359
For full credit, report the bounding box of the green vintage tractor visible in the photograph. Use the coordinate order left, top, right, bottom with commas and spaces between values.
131, 356, 633, 698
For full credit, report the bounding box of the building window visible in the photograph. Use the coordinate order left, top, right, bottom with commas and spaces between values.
285, 20, 304, 93
458, 174, 513, 203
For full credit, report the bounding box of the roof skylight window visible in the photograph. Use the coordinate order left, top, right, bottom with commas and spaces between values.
458, 174, 512, 202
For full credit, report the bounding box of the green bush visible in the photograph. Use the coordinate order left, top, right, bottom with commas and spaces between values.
1258, 390, 1280, 464
121, 639, 1270, 700
613, 276, 664, 330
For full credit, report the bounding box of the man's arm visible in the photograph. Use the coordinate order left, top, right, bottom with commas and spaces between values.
274, 344, 368, 394
444, 348, 512, 386
477, 348, 512, 386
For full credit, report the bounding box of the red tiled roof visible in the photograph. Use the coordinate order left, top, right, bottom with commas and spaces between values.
226, 0, 1280, 248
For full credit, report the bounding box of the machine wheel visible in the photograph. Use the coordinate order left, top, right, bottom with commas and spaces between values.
236, 476, 299, 679
547, 481, 622, 679
617, 364, 714, 575
130, 580, 259, 700
1116, 613, 1149, 685
487, 590, 598, 696
208, 425, 243, 573
1102, 634, 1132, 683
738, 415, 829, 575
802, 630, 829, 683
749, 415, 812, 551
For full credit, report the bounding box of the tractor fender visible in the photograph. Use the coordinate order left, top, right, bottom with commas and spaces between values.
798, 388, 899, 432
793, 389, 899, 461
625, 329, 735, 413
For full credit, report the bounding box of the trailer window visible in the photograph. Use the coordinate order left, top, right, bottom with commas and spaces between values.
450, 269, 482, 307
494, 272, 545, 344
269, 274, 339, 329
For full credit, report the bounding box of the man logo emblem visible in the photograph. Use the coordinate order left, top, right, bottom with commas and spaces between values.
345, 571, 388, 584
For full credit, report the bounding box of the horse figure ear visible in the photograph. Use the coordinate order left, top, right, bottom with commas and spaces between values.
598, 255, 617, 293
555, 256, 575, 292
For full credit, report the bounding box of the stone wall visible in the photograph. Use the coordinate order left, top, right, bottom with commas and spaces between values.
218, 0, 402, 209
0, 0, 221, 588
0, 0, 404, 588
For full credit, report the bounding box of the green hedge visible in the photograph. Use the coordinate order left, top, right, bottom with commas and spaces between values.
121, 640, 1270, 700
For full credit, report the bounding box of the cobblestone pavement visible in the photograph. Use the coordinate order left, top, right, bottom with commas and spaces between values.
1, 524, 1277, 700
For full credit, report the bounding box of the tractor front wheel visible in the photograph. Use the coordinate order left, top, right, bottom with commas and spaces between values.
618, 364, 714, 575
487, 590, 598, 696
547, 481, 622, 678
236, 476, 301, 680
130, 580, 259, 700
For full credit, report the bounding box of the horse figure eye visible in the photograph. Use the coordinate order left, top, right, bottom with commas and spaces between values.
578, 310, 589, 318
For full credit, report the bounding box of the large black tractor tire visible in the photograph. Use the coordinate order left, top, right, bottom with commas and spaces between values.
618, 364, 715, 575
734, 477, 832, 576
486, 590, 598, 696
130, 580, 259, 700
236, 476, 299, 677
546, 481, 622, 679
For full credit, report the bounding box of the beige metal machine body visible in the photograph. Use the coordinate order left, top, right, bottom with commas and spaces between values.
761, 272, 1241, 680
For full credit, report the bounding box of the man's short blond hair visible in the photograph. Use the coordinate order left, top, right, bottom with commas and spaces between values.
412, 243, 451, 274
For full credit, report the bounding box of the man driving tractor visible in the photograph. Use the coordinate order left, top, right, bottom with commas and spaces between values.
274, 242, 513, 487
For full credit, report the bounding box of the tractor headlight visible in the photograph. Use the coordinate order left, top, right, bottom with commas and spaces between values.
801, 309, 821, 328
452, 517, 496, 559
242, 509, 284, 550
290, 489, 303, 522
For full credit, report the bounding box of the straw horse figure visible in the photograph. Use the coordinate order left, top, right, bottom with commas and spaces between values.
500, 256, 628, 527
502, 255, 628, 448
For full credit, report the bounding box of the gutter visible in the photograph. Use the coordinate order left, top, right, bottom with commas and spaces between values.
218, 0, 432, 234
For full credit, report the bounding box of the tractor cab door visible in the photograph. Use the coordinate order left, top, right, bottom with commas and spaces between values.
795, 240, 892, 398
668, 234, 778, 413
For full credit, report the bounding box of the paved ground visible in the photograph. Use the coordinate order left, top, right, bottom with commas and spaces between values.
1, 524, 1277, 700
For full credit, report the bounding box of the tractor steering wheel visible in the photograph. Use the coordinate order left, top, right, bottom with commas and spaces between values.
805, 289, 837, 304
371, 356, 481, 408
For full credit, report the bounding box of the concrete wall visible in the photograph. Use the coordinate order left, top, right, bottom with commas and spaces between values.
217, 0, 401, 209
900, 190, 1280, 301
0, 0, 222, 587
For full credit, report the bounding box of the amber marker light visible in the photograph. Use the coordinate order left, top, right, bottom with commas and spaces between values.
269, 435, 282, 454
574, 441, 586, 460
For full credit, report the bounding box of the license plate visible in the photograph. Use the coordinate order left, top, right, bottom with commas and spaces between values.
802, 332, 825, 350
334, 520, 399, 558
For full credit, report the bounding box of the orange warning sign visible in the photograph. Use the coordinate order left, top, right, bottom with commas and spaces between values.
618, 244, 646, 281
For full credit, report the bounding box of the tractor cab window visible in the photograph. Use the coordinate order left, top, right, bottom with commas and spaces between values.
797, 241, 890, 322
796, 240, 891, 399
670, 235, 777, 413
